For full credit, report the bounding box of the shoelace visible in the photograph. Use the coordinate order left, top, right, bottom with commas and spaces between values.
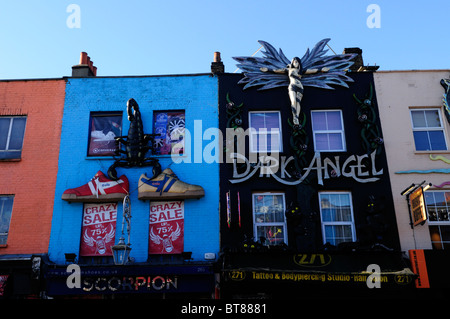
88, 174, 127, 198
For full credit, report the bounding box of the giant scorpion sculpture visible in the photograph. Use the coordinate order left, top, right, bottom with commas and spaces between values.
107, 98, 161, 181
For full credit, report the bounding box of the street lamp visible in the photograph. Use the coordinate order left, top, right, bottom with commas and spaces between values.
112, 195, 132, 265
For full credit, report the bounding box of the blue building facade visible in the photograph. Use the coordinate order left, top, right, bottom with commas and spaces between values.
45, 74, 220, 297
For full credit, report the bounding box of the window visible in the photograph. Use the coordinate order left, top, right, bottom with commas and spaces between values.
87, 112, 122, 156
0, 116, 27, 160
0, 196, 14, 245
153, 111, 185, 155
311, 110, 346, 152
319, 192, 356, 246
424, 191, 450, 249
410, 109, 447, 151
249, 111, 282, 152
252, 193, 287, 245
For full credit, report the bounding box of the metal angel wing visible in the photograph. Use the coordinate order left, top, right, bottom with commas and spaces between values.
233, 39, 356, 90
234, 41, 290, 90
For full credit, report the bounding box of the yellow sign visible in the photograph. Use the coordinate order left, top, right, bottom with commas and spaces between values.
293, 254, 331, 268
409, 187, 427, 226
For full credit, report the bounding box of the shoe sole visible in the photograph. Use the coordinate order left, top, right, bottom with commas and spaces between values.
62, 193, 127, 203
138, 190, 205, 200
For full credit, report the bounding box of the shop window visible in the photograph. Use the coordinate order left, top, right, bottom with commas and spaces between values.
0, 195, 14, 245
410, 109, 447, 151
311, 110, 346, 152
153, 110, 185, 155
87, 112, 122, 156
0, 116, 27, 160
424, 191, 450, 249
249, 111, 282, 153
252, 193, 287, 246
319, 192, 356, 246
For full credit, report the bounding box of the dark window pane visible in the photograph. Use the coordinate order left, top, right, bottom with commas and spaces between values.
8, 118, 26, 150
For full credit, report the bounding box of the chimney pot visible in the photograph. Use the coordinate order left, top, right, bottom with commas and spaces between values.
80, 52, 88, 65
214, 52, 221, 63
72, 52, 97, 77
211, 51, 224, 74
343, 47, 364, 72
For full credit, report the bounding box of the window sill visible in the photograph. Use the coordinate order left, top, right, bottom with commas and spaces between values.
85, 154, 187, 160
414, 150, 450, 155
0, 158, 21, 162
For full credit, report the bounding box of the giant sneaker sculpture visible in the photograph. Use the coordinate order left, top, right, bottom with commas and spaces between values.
138, 168, 204, 200
62, 171, 129, 202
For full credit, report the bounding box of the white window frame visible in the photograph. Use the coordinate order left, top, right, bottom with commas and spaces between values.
424, 190, 450, 224
410, 108, 448, 151
311, 110, 346, 152
424, 190, 450, 249
248, 111, 283, 153
319, 191, 356, 245
252, 192, 287, 246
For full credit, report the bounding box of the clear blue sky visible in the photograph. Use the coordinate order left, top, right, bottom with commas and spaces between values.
0, 0, 448, 79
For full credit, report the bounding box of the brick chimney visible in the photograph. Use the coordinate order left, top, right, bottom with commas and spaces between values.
343, 47, 379, 72
211, 52, 224, 74
72, 52, 97, 77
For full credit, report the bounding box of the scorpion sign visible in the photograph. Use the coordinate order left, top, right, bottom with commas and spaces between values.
107, 98, 162, 180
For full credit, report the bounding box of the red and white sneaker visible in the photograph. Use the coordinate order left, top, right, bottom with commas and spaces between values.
62, 171, 129, 202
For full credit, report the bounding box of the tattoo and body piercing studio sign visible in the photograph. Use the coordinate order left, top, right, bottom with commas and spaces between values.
222, 252, 416, 289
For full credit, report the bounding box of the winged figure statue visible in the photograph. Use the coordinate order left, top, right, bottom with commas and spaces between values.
233, 39, 356, 127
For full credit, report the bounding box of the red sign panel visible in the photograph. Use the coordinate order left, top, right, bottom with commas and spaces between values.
149, 201, 184, 254
80, 203, 117, 256
409, 249, 430, 288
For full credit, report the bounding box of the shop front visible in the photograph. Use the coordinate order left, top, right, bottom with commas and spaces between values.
0, 254, 43, 299
44, 262, 216, 299
220, 250, 417, 298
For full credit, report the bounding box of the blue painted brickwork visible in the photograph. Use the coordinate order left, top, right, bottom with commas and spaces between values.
48, 75, 219, 264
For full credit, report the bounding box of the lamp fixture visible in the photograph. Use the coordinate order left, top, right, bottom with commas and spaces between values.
112, 195, 132, 265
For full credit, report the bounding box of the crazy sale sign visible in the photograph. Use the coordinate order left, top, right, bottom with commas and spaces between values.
80, 203, 117, 256
149, 201, 184, 254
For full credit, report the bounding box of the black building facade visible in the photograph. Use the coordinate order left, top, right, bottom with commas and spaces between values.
217, 71, 416, 298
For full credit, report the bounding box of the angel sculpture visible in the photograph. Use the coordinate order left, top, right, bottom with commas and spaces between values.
233, 39, 356, 128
